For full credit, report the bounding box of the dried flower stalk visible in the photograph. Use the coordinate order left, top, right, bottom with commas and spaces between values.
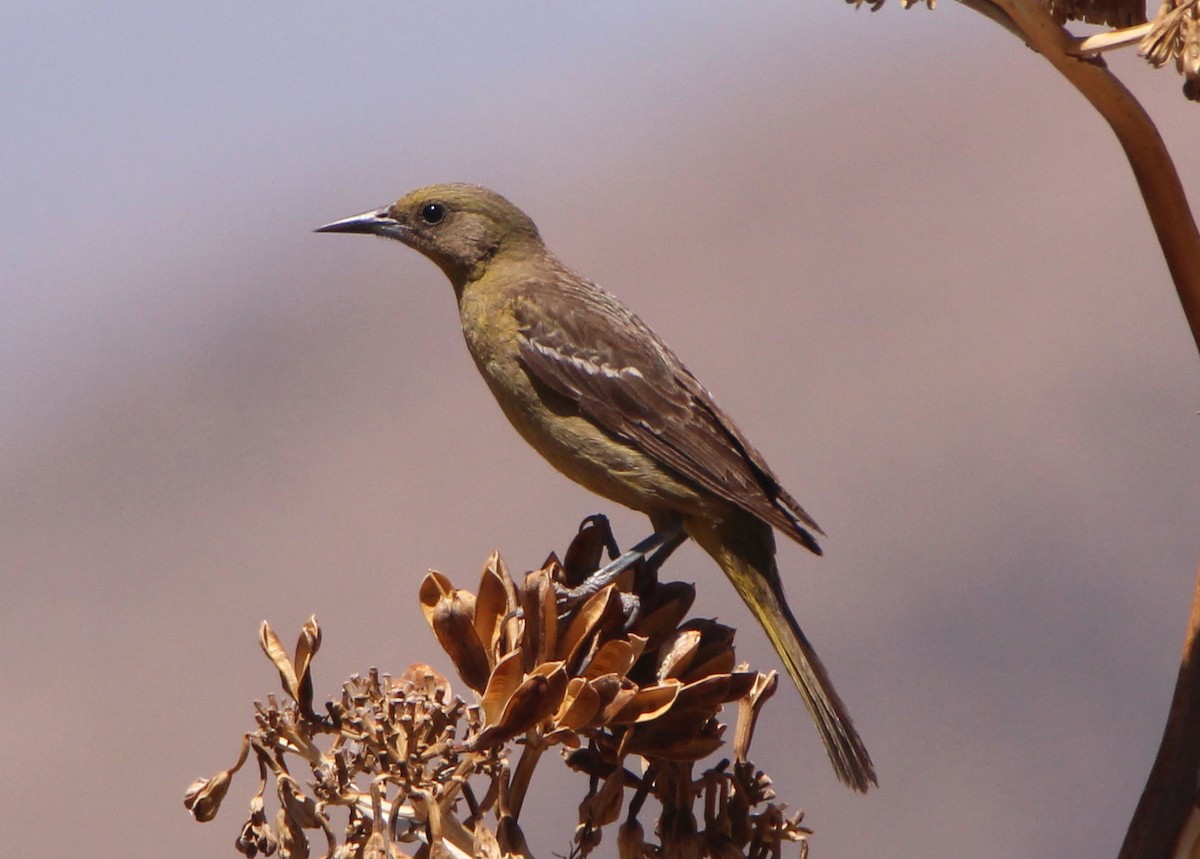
186, 517, 813, 859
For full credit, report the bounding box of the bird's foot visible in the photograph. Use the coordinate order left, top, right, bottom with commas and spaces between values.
555, 518, 686, 623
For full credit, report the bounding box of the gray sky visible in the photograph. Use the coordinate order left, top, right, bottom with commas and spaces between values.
3, 4, 1199, 858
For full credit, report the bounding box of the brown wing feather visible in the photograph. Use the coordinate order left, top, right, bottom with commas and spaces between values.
512, 272, 823, 554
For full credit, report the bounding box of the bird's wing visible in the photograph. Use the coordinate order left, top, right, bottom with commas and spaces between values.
512, 275, 823, 553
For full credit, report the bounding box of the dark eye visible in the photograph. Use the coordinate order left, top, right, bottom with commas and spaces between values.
420, 202, 446, 225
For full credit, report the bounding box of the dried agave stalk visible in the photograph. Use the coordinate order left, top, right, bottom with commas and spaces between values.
185, 517, 813, 859
839, 0, 1200, 98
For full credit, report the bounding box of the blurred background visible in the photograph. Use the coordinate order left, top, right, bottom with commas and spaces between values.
3, 3, 1198, 857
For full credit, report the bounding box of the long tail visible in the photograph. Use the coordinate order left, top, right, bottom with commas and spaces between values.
687, 514, 877, 792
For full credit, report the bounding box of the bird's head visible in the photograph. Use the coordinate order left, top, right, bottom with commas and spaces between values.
316, 183, 542, 287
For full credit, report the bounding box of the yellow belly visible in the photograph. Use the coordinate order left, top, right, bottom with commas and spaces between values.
456, 276, 719, 521
480, 354, 712, 516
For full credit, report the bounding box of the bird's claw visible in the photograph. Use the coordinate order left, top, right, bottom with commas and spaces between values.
554, 520, 686, 626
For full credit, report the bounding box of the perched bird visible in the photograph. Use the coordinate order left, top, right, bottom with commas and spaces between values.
317, 184, 875, 791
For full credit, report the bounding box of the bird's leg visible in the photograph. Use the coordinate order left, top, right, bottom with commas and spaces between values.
555, 520, 686, 614
592, 521, 684, 586
642, 525, 687, 574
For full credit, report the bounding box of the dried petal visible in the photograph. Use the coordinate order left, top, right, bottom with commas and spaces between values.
617, 818, 645, 859
656, 629, 701, 680
629, 718, 726, 761
278, 775, 324, 830
553, 677, 602, 730
293, 616, 321, 716
680, 621, 737, 681
259, 621, 300, 702
684, 648, 737, 683
473, 823, 502, 859
475, 553, 515, 664
610, 682, 681, 724
581, 636, 646, 681
579, 765, 626, 830
419, 570, 455, 617
519, 568, 557, 669
635, 732, 724, 762
397, 663, 453, 701
1138, 0, 1198, 85
563, 745, 615, 778
596, 679, 640, 725
184, 770, 233, 822
185, 735, 251, 823
235, 794, 277, 857
496, 815, 533, 859
631, 581, 696, 648
674, 672, 758, 712
480, 650, 525, 727
1182, 8, 1200, 99
362, 832, 387, 859
557, 585, 623, 671
275, 806, 309, 859
734, 672, 778, 762
427, 587, 492, 695
474, 661, 569, 746
495, 664, 569, 738
412, 789, 475, 859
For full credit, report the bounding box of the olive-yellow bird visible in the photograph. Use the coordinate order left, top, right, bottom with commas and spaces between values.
317, 184, 875, 791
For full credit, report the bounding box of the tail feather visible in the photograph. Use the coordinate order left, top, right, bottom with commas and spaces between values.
687, 515, 876, 792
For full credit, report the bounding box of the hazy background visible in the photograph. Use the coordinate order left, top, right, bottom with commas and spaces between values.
4, 4, 1198, 857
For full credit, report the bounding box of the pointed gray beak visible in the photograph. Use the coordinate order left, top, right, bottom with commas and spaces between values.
314, 207, 408, 240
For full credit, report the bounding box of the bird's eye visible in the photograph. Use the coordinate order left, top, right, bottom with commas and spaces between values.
420, 202, 446, 225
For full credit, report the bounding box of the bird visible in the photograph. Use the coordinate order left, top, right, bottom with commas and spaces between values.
316, 184, 875, 791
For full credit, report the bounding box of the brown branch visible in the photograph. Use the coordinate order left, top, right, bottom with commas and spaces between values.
974, 0, 1200, 356
950, 3, 1200, 856
1118, 562, 1200, 859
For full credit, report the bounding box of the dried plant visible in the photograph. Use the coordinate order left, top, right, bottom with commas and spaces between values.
1138, 0, 1200, 98
185, 517, 812, 859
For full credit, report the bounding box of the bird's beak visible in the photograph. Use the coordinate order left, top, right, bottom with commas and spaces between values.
314, 207, 409, 241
